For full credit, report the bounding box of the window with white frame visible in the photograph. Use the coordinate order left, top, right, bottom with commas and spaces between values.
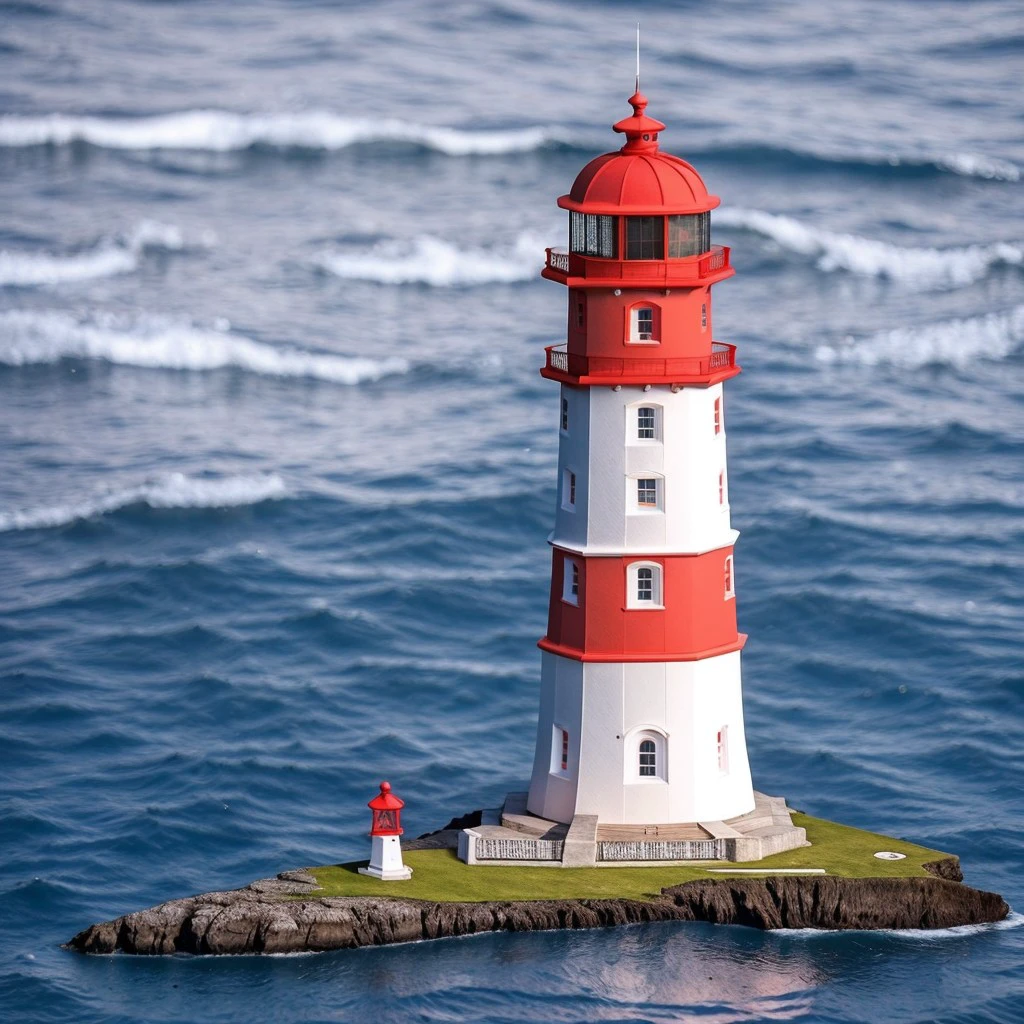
714, 396, 722, 435
639, 739, 657, 776
630, 305, 657, 343
627, 729, 667, 782
551, 725, 570, 775
628, 474, 663, 513
562, 469, 576, 511
637, 567, 654, 602
717, 726, 730, 774
561, 396, 569, 432
719, 470, 725, 505
637, 477, 658, 507
637, 406, 657, 440
562, 557, 579, 605
627, 561, 663, 609
724, 555, 735, 599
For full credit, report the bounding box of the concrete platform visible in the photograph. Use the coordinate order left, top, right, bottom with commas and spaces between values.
459, 791, 808, 867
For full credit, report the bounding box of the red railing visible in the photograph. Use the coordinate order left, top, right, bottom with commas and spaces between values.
544, 342, 737, 380
544, 245, 731, 283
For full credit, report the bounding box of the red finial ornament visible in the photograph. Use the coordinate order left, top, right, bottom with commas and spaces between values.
612, 89, 666, 154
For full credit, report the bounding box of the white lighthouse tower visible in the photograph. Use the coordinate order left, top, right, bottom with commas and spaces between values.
526, 88, 756, 828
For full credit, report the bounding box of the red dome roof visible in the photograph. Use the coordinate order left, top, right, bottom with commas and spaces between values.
558, 92, 719, 216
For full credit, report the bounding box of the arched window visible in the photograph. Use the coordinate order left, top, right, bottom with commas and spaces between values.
637, 406, 656, 439
626, 728, 668, 782
639, 739, 657, 776
628, 403, 662, 444
628, 302, 660, 344
627, 561, 663, 609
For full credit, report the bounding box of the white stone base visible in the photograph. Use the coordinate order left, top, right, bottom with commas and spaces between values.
358, 864, 413, 880
358, 834, 412, 880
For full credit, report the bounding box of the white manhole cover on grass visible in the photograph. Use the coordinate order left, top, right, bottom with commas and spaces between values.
874, 851, 906, 860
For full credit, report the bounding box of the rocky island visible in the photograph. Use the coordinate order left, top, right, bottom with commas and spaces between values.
66, 811, 1008, 956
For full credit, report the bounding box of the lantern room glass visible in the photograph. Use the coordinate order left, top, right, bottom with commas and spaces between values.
668, 213, 711, 257
625, 217, 664, 260
569, 212, 617, 258
372, 808, 399, 833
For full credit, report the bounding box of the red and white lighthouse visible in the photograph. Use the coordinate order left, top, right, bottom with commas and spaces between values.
358, 781, 413, 880
527, 89, 756, 827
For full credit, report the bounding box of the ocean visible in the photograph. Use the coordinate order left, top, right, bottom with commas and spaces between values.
1, 1, 1022, 1021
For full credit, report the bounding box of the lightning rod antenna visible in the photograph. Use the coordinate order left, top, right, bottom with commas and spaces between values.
635, 23, 641, 93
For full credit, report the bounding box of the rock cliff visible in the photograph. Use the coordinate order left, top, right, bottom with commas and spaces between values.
67, 859, 1008, 956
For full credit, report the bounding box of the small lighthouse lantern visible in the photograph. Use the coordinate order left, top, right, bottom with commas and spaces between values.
358, 781, 413, 881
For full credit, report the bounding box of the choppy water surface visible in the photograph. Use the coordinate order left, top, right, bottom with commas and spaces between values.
1, 2, 1022, 1022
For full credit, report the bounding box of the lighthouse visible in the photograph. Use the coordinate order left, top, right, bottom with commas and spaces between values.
358, 781, 413, 881
526, 89, 756, 828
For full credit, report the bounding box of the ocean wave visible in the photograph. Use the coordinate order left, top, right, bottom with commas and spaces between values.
315, 232, 545, 286
0, 472, 288, 532
0, 110, 552, 155
0, 310, 409, 383
815, 305, 1024, 368
695, 142, 1020, 183
715, 208, 1023, 288
2, 112, 1017, 183
0, 220, 186, 286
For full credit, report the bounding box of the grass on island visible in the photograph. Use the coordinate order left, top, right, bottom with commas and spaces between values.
304, 814, 953, 904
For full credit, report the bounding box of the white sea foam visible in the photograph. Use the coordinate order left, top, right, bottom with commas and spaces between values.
715, 208, 1023, 289
0, 220, 185, 287
0, 472, 288, 532
0, 310, 409, 383
815, 305, 1024, 369
316, 232, 545, 286
0, 110, 551, 155
772, 910, 1024, 939
933, 151, 1021, 182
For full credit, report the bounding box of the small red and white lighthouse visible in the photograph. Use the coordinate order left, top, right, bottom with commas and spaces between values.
358, 781, 413, 880
527, 89, 756, 827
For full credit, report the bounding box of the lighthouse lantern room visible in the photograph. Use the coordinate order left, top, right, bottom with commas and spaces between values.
527, 88, 756, 828
358, 781, 413, 881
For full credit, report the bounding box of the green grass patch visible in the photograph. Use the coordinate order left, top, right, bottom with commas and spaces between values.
305, 814, 952, 903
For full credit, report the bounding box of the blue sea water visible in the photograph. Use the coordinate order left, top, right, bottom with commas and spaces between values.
1, 1, 1023, 1021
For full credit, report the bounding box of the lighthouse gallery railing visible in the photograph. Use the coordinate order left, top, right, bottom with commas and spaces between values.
545, 244, 730, 282
545, 342, 736, 380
